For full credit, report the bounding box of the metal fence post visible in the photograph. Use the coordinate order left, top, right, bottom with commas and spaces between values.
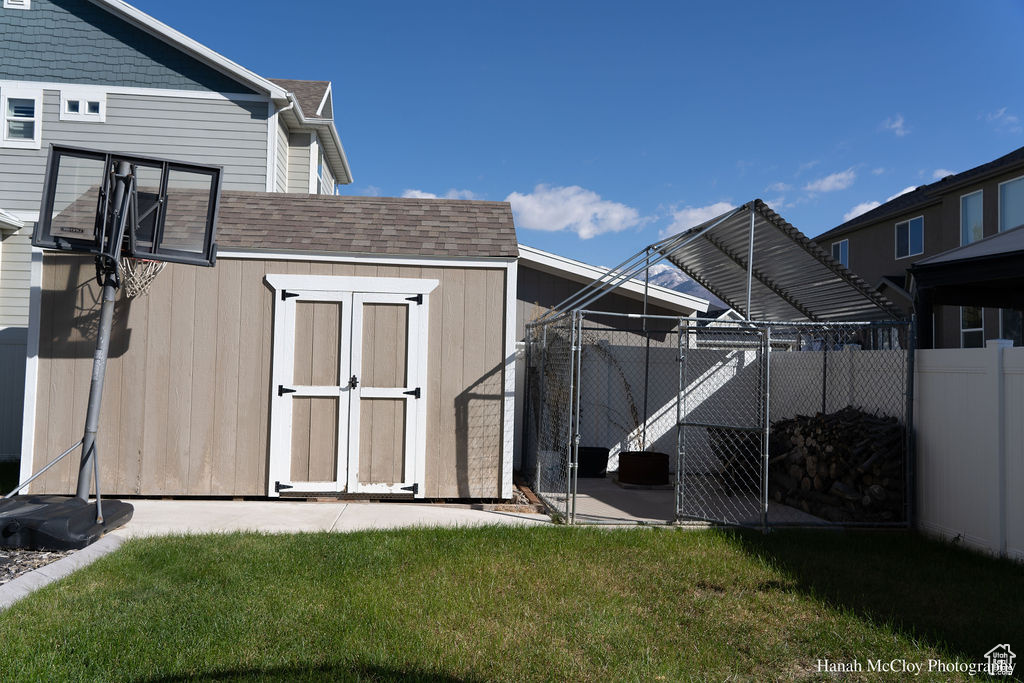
761, 325, 772, 531
570, 311, 584, 524
905, 316, 917, 530
675, 318, 686, 522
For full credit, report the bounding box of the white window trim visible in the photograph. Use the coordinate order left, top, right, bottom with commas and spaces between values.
894, 215, 925, 260
960, 306, 984, 348
3, 0, 31, 9
831, 239, 849, 267
997, 173, 1024, 233
959, 189, 984, 246
308, 132, 319, 194
1, 86, 42, 149
59, 88, 107, 123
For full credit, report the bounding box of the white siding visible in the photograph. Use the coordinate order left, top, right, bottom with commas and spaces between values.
0, 90, 272, 213
275, 118, 289, 193
287, 132, 311, 194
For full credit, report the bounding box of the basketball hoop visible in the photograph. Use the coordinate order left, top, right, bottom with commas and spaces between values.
121, 256, 165, 298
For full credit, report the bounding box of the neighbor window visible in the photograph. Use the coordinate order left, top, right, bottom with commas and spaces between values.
831, 239, 849, 267
961, 306, 984, 348
2, 0, 31, 9
999, 175, 1024, 232
960, 190, 984, 245
1001, 309, 1022, 346
1, 87, 42, 148
60, 90, 106, 123
895, 216, 924, 258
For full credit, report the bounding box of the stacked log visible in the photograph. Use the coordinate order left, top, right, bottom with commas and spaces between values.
768, 407, 905, 523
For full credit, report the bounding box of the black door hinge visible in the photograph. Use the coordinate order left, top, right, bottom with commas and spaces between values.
403, 387, 421, 399
278, 385, 297, 396
281, 290, 300, 301
401, 483, 419, 494
405, 294, 423, 304
275, 481, 294, 492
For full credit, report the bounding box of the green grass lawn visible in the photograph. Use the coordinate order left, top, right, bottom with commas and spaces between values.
0, 527, 1020, 681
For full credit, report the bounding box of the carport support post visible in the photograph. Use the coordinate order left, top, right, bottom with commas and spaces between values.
745, 207, 755, 319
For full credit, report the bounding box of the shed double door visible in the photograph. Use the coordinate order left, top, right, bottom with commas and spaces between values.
268, 286, 427, 497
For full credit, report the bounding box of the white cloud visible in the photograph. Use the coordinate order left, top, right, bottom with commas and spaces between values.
804, 168, 856, 193
843, 201, 881, 222
661, 201, 736, 237
401, 188, 478, 200
931, 168, 955, 180
358, 185, 382, 196
796, 160, 819, 176
886, 186, 917, 201
505, 184, 643, 239
872, 167, 886, 175
986, 107, 1022, 134
882, 114, 909, 137
766, 181, 792, 192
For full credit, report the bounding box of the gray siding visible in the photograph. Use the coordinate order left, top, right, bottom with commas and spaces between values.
274, 119, 289, 193
320, 151, 336, 194
0, 226, 32, 327
0, 0, 256, 93
288, 132, 311, 194
0, 90, 270, 213
0, 226, 30, 462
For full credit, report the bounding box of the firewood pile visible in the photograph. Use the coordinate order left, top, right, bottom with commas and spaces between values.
768, 407, 905, 523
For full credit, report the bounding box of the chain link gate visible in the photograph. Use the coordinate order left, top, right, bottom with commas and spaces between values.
677, 320, 769, 527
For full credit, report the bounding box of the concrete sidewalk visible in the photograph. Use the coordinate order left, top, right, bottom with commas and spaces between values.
115, 500, 552, 538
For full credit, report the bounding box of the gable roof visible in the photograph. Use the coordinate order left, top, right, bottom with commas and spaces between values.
87, 0, 288, 99
818, 144, 1024, 242
518, 244, 709, 314
215, 192, 517, 259
269, 79, 331, 119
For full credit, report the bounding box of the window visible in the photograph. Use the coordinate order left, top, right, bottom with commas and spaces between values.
0, 87, 42, 149
831, 239, 849, 267
59, 90, 106, 122
3, 0, 31, 9
960, 190, 984, 245
1001, 309, 1022, 346
961, 306, 984, 348
999, 175, 1024, 232
895, 216, 924, 259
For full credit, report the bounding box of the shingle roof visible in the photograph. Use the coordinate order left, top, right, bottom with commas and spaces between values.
215, 192, 518, 258
268, 78, 330, 118
817, 144, 1024, 242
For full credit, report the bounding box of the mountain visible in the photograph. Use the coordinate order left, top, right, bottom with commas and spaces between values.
646, 263, 727, 310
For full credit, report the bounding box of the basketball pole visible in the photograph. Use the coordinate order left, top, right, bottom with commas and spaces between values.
75, 161, 132, 507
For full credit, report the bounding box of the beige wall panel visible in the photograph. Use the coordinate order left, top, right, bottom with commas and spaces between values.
33, 256, 507, 498
212, 260, 242, 495
359, 398, 405, 484
361, 303, 407, 387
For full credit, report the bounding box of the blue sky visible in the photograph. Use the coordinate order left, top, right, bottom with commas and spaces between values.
134, 0, 1024, 267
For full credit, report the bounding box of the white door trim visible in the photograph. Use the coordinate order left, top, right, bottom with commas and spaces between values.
265, 274, 436, 498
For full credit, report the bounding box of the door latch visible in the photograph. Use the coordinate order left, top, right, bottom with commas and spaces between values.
348, 375, 359, 389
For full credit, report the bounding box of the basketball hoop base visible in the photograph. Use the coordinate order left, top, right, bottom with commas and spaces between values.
0, 495, 133, 551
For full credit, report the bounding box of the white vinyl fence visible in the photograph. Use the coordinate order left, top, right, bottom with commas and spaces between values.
915, 341, 1023, 560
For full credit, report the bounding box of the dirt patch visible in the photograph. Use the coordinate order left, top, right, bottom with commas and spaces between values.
0, 548, 74, 586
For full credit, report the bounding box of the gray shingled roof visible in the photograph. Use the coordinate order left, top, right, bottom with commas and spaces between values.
216, 192, 518, 258
268, 78, 330, 118
817, 144, 1024, 242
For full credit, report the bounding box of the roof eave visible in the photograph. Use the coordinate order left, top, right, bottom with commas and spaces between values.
280, 94, 352, 185
0, 207, 24, 232
86, 0, 288, 100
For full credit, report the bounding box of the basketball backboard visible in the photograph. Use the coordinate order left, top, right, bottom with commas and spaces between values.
32, 145, 222, 267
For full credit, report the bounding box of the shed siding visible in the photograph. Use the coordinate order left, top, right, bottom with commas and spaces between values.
31, 255, 507, 498
0, 226, 32, 327
0, 91, 270, 213
0, 0, 256, 93
287, 133, 311, 194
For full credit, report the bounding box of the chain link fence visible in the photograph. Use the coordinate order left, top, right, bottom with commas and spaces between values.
523, 312, 914, 527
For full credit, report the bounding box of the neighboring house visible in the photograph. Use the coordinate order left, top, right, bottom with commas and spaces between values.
813, 145, 1024, 348
513, 244, 709, 469
24, 195, 519, 500
0, 0, 352, 461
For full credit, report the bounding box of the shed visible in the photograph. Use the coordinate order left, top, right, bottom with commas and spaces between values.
21, 193, 519, 500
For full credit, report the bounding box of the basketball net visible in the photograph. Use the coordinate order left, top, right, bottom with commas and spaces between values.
121, 257, 165, 298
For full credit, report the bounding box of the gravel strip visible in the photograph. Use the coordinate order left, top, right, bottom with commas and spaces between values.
0, 548, 76, 586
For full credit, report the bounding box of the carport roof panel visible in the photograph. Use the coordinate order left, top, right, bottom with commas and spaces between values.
657, 200, 902, 321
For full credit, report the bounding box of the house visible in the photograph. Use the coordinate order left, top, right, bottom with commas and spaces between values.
0, 0, 352, 462
813, 145, 1024, 348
